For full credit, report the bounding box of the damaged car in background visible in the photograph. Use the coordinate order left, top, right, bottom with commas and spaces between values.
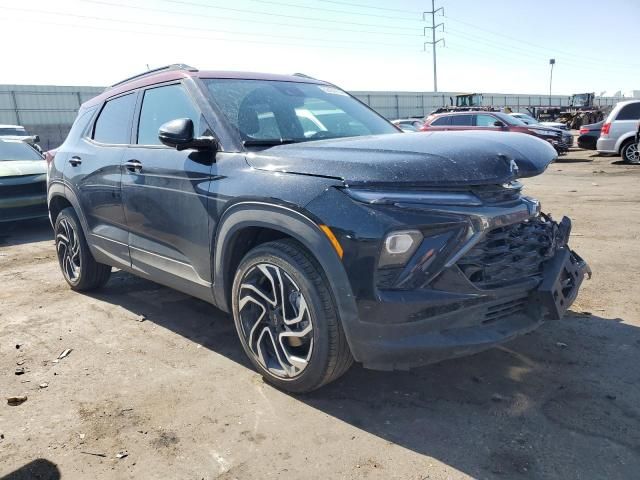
47, 66, 591, 392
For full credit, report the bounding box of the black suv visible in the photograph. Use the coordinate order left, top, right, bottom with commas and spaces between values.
47, 65, 590, 392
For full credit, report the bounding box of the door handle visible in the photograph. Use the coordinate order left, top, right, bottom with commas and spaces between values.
125, 159, 142, 173
69, 156, 82, 166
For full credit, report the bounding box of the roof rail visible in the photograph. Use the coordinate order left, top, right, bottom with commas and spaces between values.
292, 73, 315, 79
108, 64, 198, 89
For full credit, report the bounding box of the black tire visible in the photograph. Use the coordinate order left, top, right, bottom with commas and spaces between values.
54, 207, 111, 291
231, 238, 353, 393
620, 139, 639, 164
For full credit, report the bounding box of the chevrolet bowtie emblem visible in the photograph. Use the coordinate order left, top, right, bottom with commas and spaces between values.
509, 159, 520, 176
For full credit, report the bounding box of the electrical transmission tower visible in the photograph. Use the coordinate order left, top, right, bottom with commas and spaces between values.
424, 0, 444, 92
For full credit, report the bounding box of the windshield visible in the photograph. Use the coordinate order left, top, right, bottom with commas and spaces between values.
0, 141, 43, 161
0, 127, 28, 136
203, 79, 398, 145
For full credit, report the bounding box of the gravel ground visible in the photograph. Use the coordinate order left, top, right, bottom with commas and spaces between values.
1, 147, 639, 480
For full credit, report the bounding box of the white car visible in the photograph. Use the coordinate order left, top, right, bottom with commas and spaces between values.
596, 100, 640, 163
0, 124, 42, 152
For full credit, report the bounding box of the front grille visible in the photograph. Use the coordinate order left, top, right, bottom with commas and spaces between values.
471, 182, 522, 206
0, 177, 46, 196
457, 216, 555, 289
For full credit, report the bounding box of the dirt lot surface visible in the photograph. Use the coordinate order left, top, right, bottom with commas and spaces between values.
1, 147, 639, 479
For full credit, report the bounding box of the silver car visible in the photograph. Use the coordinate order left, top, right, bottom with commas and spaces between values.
596, 100, 640, 163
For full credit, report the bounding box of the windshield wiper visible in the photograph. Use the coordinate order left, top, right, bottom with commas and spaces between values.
243, 139, 299, 147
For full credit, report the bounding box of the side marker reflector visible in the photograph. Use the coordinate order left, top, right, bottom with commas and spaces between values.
319, 224, 343, 259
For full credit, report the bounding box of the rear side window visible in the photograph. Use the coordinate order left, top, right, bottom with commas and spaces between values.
93, 93, 136, 144
137, 84, 201, 145
616, 102, 640, 120
430, 116, 450, 126
449, 114, 473, 126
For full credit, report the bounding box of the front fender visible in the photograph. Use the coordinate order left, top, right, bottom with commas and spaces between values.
212, 201, 362, 359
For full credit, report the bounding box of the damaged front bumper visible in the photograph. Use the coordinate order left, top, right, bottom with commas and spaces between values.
345, 212, 591, 371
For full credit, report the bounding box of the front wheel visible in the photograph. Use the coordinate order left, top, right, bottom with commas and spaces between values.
55, 207, 111, 291
621, 140, 639, 164
231, 239, 353, 393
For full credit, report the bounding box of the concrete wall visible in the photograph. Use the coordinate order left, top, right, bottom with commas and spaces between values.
0, 84, 628, 149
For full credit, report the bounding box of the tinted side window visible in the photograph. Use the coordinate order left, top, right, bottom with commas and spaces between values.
616, 103, 640, 120
450, 114, 473, 126
475, 114, 498, 127
431, 116, 450, 126
93, 93, 136, 144
137, 84, 201, 145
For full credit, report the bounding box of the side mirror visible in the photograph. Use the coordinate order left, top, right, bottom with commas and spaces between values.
493, 120, 506, 127
158, 118, 217, 151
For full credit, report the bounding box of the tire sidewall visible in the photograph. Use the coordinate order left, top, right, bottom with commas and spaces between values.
231, 244, 333, 393
54, 208, 88, 289
621, 141, 639, 163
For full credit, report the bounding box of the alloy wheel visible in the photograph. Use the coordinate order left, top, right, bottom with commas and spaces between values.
56, 218, 81, 282
625, 143, 639, 163
237, 263, 314, 379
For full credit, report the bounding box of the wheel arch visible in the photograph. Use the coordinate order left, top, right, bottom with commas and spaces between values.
616, 132, 637, 153
212, 202, 361, 356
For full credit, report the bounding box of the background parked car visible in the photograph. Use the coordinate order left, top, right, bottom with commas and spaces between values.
597, 100, 640, 163
577, 121, 604, 150
391, 118, 424, 132
0, 124, 43, 153
0, 139, 48, 222
422, 111, 569, 154
509, 112, 570, 132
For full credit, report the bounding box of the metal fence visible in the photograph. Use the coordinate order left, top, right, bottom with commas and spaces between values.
0, 84, 628, 149
351, 91, 624, 120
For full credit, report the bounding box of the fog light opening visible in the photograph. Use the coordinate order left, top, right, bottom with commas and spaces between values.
385, 233, 416, 254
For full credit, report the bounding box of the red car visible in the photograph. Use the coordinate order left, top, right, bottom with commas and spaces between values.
421, 111, 568, 154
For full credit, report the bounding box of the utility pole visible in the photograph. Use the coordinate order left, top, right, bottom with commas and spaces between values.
424, 0, 444, 92
549, 58, 555, 104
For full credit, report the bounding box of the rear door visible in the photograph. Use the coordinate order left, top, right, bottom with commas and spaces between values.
121, 81, 216, 296
64, 92, 136, 268
445, 114, 474, 131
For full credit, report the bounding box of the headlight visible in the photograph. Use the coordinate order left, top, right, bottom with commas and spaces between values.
343, 188, 482, 207
378, 230, 423, 267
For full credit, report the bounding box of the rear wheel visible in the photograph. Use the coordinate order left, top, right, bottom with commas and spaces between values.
231, 239, 353, 393
55, 207, 111, 291
621, 140, 639, 164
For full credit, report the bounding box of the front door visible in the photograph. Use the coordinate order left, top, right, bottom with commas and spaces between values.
121, 82, 215, 297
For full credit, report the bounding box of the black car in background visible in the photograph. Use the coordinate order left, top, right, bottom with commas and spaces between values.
577, 121, 604, 150
47, 65, 590, 392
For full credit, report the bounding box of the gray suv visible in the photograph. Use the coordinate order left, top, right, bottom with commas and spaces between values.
597, 100, 640, 163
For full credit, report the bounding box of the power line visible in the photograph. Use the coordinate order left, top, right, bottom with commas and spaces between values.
4, 7, 419, 48
444, 14, 640, 68
240, 0, 423, 21
0, 14, 421, 54
318, 0, 421, 16
159, 0, 419, 31
82, 0, 422, 37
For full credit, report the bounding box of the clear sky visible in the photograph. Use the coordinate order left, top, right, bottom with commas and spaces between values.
2, 0, 639, 94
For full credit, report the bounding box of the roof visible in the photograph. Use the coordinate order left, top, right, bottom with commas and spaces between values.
83, 65, 329, 109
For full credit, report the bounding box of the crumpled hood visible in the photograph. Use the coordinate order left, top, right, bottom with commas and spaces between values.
245, 131, 557, 187
0, 160, 46, 178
